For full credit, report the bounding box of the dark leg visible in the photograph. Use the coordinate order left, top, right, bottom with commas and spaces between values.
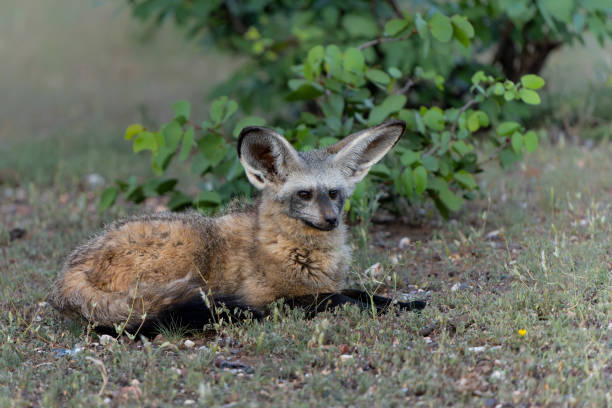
340, 289, 426, 313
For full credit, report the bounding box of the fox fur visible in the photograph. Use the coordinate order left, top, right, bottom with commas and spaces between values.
49, 120, 425, 335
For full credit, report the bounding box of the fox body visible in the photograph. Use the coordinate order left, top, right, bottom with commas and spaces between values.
49, 120, 425, 334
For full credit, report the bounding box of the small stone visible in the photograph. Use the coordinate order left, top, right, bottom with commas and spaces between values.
339, 354, 353, 361
398, 237, 411, 250
365, 263, 381, 277
468, 346, 486, 353
184, 400, 195, 405
485, 230, 502, 240
184, 339, 195, 348
99, 334, 116, 346
490, 370, 505, 380
86, 173, 105, 190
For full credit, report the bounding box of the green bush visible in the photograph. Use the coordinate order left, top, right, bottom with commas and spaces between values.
101, 1, 610, 217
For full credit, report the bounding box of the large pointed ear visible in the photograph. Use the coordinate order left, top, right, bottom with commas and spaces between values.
328, 120, 405, 186
237, 126, 303, 189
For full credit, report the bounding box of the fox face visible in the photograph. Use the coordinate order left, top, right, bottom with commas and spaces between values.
238, 120, 405, 231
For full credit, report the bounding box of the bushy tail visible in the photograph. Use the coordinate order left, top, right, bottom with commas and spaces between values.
49, 265, 262, 337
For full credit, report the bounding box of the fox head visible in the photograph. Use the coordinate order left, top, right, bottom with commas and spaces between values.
238, 120, 405, 231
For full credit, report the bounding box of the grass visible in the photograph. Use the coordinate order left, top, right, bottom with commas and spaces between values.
2, 141, 612, 406
2, 1, 612, 406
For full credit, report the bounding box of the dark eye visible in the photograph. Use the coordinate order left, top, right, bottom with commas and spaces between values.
328, 189, 338, 199
297, 190, 312, 200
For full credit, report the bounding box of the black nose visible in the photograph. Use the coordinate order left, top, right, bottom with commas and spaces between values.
325, 216, 338, 227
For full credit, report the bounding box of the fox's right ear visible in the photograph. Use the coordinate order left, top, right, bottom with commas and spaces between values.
237, 126, 302, 190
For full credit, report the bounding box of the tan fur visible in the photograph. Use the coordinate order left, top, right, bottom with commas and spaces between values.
49, 120, 404, 329
49, 197, 350, 327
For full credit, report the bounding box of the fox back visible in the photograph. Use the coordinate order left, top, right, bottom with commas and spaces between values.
49, 120, 406, 333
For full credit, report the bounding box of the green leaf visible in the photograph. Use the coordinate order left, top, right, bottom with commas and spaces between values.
499, 147, 522, 169
343, 47, 365, 74
286, 81, 325, 101
511, 132, 523, 153
191, 154, 210, 175
388, 67, 402, 78
493, 83, 505, 95
428, 13, 453, 43
306, 45, 325, 80
163, 120, 183, 151
365, 69, 391, 85
384, 19, 410, 36
125, 124, 143, 140
198, 133, 227, 167
423, 108, 445, 131
438, 188, 464, 212
400, 168, 413, 195
413, 165, 428, 195
194, 191, 222, 207
210, 96, 228, 124
99, 186, 118, 211
524, 130, 539, 153
233, 116, 266, 138
368, 94, 406, 124
318, 137, 339, 147
142, 178, 178, 196
224, 100, 238, 122
540, 0, 575, 23
133, 131, 157, 153
179, 127, 195, 161
475, 111, 489, 127
342, 14, 378, 38
370, 164, 391, 179
467, 112, 480, 132
450, 15, 474, 47
400, 150, 420, 166
153, 146, 175, 173
521, 74, 546, 90
519, 88, 541, 105
173, 100, 191, 121
452, 140, 472, 155
422, 155, 439, 171
167, 192, 193, 211
497, 121, 521, 136
415, 13, 428, 39
453, 171, 477, 189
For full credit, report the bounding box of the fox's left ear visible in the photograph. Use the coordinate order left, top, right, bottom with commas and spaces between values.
328, 120, 405, 187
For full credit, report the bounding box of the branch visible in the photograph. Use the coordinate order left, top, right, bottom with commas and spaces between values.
386, 0, 404, 18
450, 99, 478, 138
357, 29, 417, 50
395, 79, 416, 94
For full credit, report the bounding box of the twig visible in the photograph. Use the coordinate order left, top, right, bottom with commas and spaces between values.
386, 0, 404, 18
86, 357, 109, 397
395, 79, 415, 94
450, 99, 478, 138
357, 29, 417, 50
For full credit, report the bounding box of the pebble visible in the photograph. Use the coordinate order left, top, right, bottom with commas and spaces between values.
99, 334, 116, 346
86, 173, 105, 190
398, 237, 411, 249
184, 340, 195, 348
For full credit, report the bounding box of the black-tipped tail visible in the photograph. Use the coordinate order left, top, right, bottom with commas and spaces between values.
96, 295, 264, 338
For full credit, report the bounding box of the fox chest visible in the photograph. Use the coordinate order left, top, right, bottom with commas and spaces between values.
260, 242, 350, 293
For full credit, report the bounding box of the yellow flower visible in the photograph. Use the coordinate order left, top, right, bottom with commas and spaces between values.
518, 329, 527, 337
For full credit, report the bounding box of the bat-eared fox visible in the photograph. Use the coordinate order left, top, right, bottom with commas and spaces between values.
49, 120, 426, 336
